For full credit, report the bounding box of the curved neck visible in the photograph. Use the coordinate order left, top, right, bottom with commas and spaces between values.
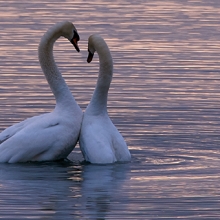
87, 40, 113, 115
38, 24, 76, 109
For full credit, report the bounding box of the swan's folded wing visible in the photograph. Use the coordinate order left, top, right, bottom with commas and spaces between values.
0, 120, 28, 144
0, 115, 74, 163
110, 122, 131, 162
0, 115, 41, 144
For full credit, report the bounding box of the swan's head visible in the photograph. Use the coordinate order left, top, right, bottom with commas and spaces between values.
61, 21, 80, 52
87, 34, 104, 63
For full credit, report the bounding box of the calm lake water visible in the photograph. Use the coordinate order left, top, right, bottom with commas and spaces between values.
0, 0, 220, 219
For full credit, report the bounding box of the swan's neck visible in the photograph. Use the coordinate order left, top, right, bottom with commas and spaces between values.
38, 24, 76, 110
87, 41, 113, 115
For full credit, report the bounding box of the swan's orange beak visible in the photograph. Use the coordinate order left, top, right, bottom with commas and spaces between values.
87, 50, 94, 63
71, 30, 80, 52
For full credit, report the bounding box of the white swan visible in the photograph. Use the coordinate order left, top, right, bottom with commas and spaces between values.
79, 34, 131, 164
0, 21, 83, 163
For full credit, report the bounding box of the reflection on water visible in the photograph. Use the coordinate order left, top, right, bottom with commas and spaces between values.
0, 162, 130, 219
0, 0, 220, 219
0, 162, 78, 219
79, 164, 131, 219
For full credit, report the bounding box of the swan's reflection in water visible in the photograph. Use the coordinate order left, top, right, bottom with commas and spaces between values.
79, 163, 131, 219
0, 162, 78, 219
0, 162, 131, 219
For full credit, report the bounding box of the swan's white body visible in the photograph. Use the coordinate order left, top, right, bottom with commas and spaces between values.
0, 21, 83, 163
79, 34, 131, 164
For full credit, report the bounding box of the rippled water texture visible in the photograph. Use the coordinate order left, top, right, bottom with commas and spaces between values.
0, 0, 220, 219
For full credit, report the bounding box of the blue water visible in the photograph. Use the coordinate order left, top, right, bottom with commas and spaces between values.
0, 0, 220, 219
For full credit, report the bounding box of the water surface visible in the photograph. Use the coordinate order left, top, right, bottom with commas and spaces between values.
0, 0, 220, 219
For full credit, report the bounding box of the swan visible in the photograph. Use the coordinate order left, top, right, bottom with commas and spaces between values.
79, 34, 131, 164
0, 21, 83, 163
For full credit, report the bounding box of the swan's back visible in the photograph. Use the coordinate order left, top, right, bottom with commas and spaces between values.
0, 109, 82, 163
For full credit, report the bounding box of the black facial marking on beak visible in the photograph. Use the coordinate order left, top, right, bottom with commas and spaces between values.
71, 30, 80, 52
87, 49, 94, 63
